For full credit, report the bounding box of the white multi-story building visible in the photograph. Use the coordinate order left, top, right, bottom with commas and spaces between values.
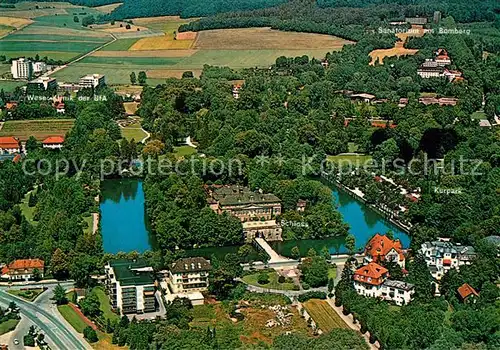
168, 257, 211, 294
33, 61, 47, 75
11, 58, 33, 79
353, 262, 414, 306
420, 238, 476, 280
79, 74, 105, 88
104, 259, 156, 315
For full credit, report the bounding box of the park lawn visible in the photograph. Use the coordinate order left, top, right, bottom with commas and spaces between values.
19, 190, 36, 224
303, 299, 349, 332
328, 267, 337, 280
171, 145, 196, 158
121, 126, 147, 142
242, 271, 296, 291
471, 111, 487, 120
92, 287, 119, 322
0, 319, 20, 335
327, 154, 373, 167
83, 215, 93, 235
58, 304, 87, 333
7, 288, 44, 302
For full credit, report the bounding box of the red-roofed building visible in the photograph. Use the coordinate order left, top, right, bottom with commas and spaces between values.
0, 137, 20, 154
353, 262, 389, 287
42, 136, 64, 150
353, 262, 415, 305
1, 259, 44, 281
457, 283, 479, 303
364, 233, 405, 267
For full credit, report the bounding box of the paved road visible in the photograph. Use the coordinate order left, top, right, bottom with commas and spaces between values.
0, 286, 90, 350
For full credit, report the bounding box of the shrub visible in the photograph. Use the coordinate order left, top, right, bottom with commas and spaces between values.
125, 24, 131, 29
292, 284, 300, 291
298, 291, 327, 302
257, 273, 270, 285
302, 282, 310, 290
278, 275, 285, 283
83, 326, 98, 342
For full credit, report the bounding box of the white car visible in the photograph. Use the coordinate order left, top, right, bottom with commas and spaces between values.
13, 339, 19, 345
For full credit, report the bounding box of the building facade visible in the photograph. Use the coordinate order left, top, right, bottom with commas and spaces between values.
207, 185, 283, 241
1, 259, 44, 281
42, 136, 64, 149
420, 238, 476, 280
27, 77, 57, 91
32, 61, 47, 75
242, 220, 282, 242
11, 58, 33, 79
353, 262, 414, 306
364, 233, 405, 268
168, 257, 211, 294
104, 259, 156, 315
79, 74, 106, 88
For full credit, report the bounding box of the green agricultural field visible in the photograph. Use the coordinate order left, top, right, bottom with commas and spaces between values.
101, 38, 139, 51
52, 63, 171, 85
173, 49, 336, 69
0, 119, 74, 141
1, 51, 81, 61
4, 33, 110, 43
0, 40, 104, 53
81, 56, 181, 65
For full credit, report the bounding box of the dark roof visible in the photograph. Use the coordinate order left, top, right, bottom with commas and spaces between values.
171, 257, 211, 274
383, 279, 414, 291
109, 259, 154, 286
212, 186, 280, 206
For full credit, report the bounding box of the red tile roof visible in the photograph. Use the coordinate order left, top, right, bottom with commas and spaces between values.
0, 137, 19, 149
354, 262, 388, 286
42, 136, 65, 144
2, 258, 44, 275
364, 233, 404, 263
457, 283, 479, 300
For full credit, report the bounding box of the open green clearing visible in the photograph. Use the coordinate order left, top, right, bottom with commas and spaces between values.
7, 288, 44, 302
0, 319, 20, 335
328, 267, 337, 280
19, 189, 36, 224
242, 271, 296, 290
471, 111, 487, 120
0, 119, 74, 141
171, 145, 197, 158
121, 127, 147, 142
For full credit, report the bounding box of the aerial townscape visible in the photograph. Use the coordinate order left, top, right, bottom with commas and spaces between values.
0, 0, 498, 349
